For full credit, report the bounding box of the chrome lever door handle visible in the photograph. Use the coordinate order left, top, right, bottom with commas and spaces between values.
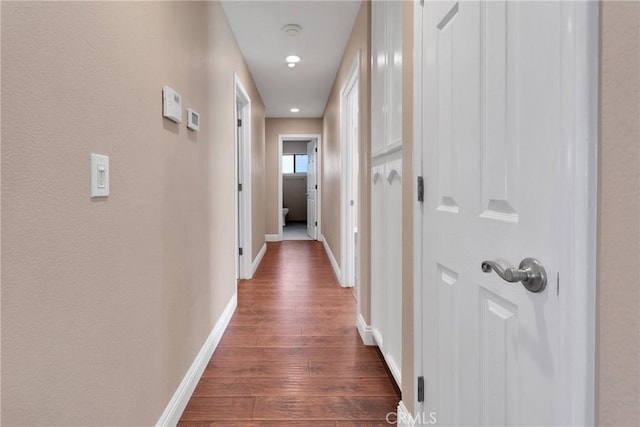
481, 261, 528, 282
481, 258, 547, 293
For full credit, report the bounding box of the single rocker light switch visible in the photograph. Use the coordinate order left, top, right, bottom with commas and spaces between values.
90, 154, 109, 198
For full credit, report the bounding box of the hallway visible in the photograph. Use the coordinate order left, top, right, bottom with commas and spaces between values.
178, 241, 400, 425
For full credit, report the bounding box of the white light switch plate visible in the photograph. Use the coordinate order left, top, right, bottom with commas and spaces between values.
90, 154, 109, 198
163, 85, 182, 123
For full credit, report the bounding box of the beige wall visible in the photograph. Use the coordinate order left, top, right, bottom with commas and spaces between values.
1, 1, 264, 424
283, 140, 310, 154
322, 0, 371, 312
597, 1, 640, 425
283, 176, 308, 222
251, 96, 267, 260
264, 118, 322, 235
401, 0, 415, 415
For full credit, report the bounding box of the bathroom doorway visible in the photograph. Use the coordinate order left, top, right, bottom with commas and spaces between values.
278, 134, 321, 241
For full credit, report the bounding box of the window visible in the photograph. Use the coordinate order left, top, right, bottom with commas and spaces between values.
282, 155, 294, 174
282, 154, 308, 173
295, 155, 308, 173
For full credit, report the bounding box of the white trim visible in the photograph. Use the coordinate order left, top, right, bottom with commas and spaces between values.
557, 2, 599, 424
321, 234, 342, 285
385, 354, 401, 389
356, 313, 376, 346
277, 134, 322, 241
340, 53, 360, 288
372, 327, 384, 351
278, 134, 283, 241
396, 401, 416, 427
234, 73, 252, 280
316, 136, 322, 241
412, 0, 425, 416
265, 234, 280, 242
250, 243, 267, 277
156, 293, 237, 427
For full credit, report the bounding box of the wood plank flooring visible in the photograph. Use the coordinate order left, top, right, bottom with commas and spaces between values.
179, 241, 399, 426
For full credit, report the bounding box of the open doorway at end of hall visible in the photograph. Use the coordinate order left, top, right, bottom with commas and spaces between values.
278, 135, 321, 241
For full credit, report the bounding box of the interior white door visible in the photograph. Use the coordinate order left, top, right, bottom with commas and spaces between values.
341, 63, 359, 287
306, 140, 317, 239
236, 102, 243, 278
420, 1, 571, 425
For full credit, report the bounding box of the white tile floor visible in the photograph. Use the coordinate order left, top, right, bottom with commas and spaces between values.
283, 221, 313, 240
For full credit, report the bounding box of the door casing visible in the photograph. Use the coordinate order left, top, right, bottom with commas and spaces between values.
306, 140, 318, 240
234, 73, 252, 280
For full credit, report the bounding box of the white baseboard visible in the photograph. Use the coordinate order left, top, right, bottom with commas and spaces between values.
320, 234, 342, 285
265, 234, 280, 242
373, 332, 402, 388
250, 242, 267, 277
372, 327, 384, 351
385, 353, 402, 389
156, 293, 237, 427
356, 313, 376, 346
396, 401, 416, 427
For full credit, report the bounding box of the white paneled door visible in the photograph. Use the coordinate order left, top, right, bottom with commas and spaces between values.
341, 57, 360, 288
306, 140, 317, 240
419, 1, 596, 426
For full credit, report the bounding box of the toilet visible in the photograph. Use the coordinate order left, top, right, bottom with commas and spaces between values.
282, 208, 289, 227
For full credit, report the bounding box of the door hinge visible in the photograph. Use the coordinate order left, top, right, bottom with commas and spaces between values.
238, 183, 242, 191
417, 176, 424, 202
315, 221, 317, 226
237, 119, 242, 127
239, 247, 243, 256
315, 147, 318, 152
417, 376, 425, 402
315, 184, 318, 189
419, 0, 424, 6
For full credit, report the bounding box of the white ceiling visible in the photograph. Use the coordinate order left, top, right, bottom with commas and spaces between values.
221, 1, 361, 118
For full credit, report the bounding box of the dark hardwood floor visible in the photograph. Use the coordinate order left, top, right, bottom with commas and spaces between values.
178, 241, 399, 426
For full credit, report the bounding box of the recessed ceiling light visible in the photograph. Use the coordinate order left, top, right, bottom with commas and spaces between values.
290, 108, 300, 113
286, 55, 301, 63
288, 63, 296, 68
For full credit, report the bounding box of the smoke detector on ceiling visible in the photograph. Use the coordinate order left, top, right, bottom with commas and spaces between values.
282, 24, 302, 37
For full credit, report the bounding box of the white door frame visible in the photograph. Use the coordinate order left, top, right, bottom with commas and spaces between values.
234, 73, 252, 280
340, 54, 360, 288
278, 134, 322, 241
411, 1, 599, 424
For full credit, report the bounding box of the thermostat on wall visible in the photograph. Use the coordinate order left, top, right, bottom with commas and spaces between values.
187, 108, 200, 131
163, 85, 182, 123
